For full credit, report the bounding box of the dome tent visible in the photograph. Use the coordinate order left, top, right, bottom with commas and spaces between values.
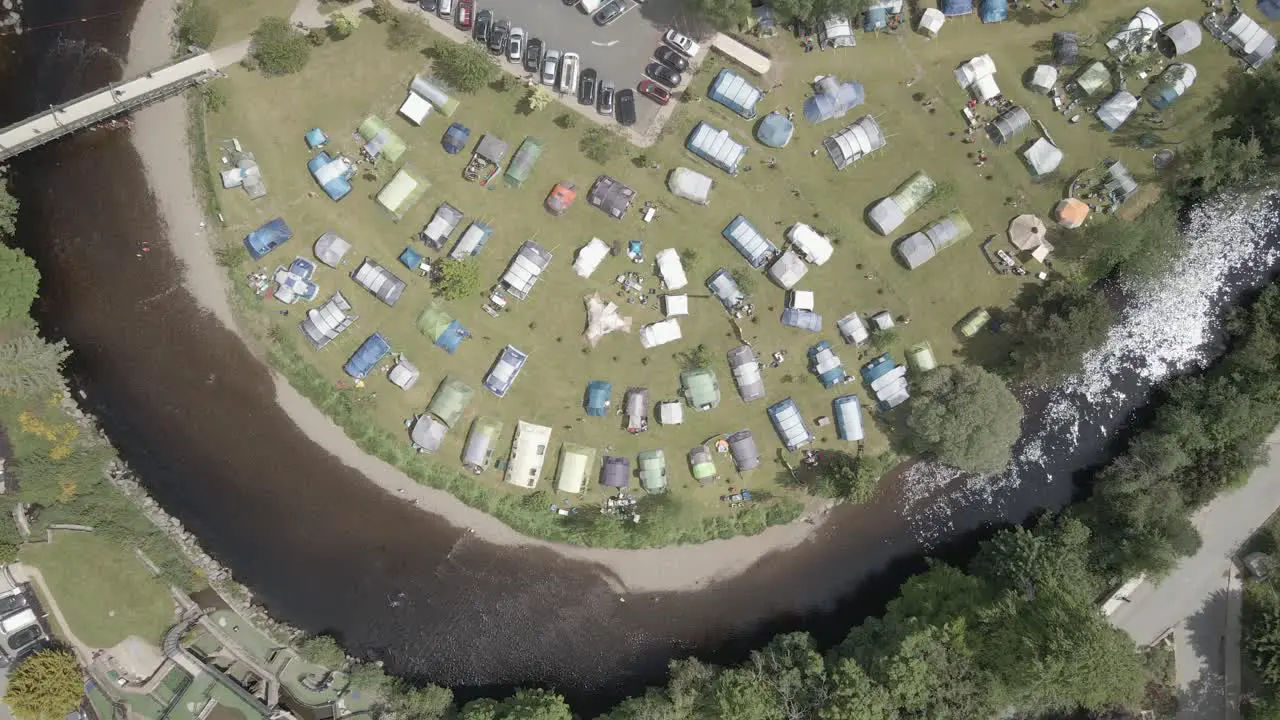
1055, 198, 1089, 229
1096, 90, 1140, 131
1025, 65, 1058, 94
1020, 138, 1064, 176
314, 231, 351, 268
803, 76, 865, 124
756, 112, 795, 147
1146, 63, 1197, 110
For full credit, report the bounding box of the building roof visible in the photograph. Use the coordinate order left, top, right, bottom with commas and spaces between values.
655, 248, 688, 290
727, 345, 765, 401
556, 443, 596, 494
722, 215, 777, 268
637, 450, 668, 492
428, 376, 474, 428
768, 398, 812, 450
708, 69, 763, 119
767, 249, 809, 289
686, 122, 748, 174
727, 429, 761, 470
823, 116, 885, 170
501, 240, 553, 300
681, 368, 721, 410
300, 292, 357, 349
587, 175, 637, 219
351, 258, 406, 306
505, 420, 552, 489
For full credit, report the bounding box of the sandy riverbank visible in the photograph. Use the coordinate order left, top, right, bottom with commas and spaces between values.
124, 0, 832, 594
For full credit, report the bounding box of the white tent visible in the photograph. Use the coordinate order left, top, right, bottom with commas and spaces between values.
918, 7, 945, 38
501, 241, 553, 300
954, 54, 997, 88
398, 91, 433, 126
820, 15, 856, 48
664, 294, 689, 317
573, 238, 611, 279
1106, 6, 1162, 57
655, 248, 689, 290
1162, 19, 1202, 56
786, 224, 834, 265
584, 294, 632, 347
667, 167, 713, 204
971, 74, 1002, 102
1026, 65, 1058, 94
657, 401, 684, 425
1224, 12, 1277, 69
767, 250, 809, 289
314, 232, 351, 268
823, 116, 886, 170
640, 319, 683, 349
1096, 91, 1140, 131
1020, 138, 1063, 176
788, 290, 815, 311
388, 357, 420, 390
837, 312, 869, 344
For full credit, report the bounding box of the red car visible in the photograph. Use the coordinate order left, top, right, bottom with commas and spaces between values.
637, 79, 671, 105
456, 0, 474, 29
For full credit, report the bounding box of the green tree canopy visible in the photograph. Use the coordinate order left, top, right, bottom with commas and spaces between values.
434, 258, 480, 301
0, 178, 19, 239
329, 10, 360, 38
459, 689, 571, 720
176, 0, 219, 47
346, 662, 390, 694
297, 634, 345, 668
0, 245, 39, 327
580, 126, 623, 164
1004, 281, 1114, 382
250, 16, 312, 76
385, 682, 453, 719
525, 86, 556, 112
1055, 199, 1182, 283
689, 0, 752, 28
804, 451, 893, 503
431, 40, 496, 94
904, 365, 1023, 473
4, 648, 82, 720
0, 334, 70, 397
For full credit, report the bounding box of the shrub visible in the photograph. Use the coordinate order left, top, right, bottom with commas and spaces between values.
579, 126, 622, 164
176, 0, 219, 47
250, 17, 312, 76
430, 40, 496, 93
386, 9, 430, 50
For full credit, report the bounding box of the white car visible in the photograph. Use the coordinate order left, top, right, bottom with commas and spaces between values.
663, 29, 700, 57
558, 52, 580, 95
507, 27, 524, 62
438, 0, 454, 18
542, 49, 561, 86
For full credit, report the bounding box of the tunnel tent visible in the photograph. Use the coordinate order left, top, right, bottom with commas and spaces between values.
980, 0, 1007, 23
1053, 32, 1079, 65
1097, 91, 1140, 131
450, 222, 493, 260
1146, 63, 1197, 109
376, 168, 429, 221
819, 15, 856, 48
1160, 19, 1202, 56
504, 137, 544, 187
1223, 11, 1277, 69
803, 76, 866, 124
925, 211, 972, 251
867, 171, 936, 235
501, 241, 553, 300
756, 112, 795, 148
410, 75, 461, 116
352, 258, 407, 307
410, 415, 448, 454
987, 106, 1031, 145
314, 232, 351, 268
462, 417, 505, 474
689, 446, 718, 483
667, 167, 714, 205
428, 376, 474, 428
727, 430, 761, 471
722, 215, 778, 269
1025, 65, 1058, 94
823, 116, 886, 170
918, 7, 945, 37
708, 69, 763, 119
686, 122, 749, 175
833, 395, 864, 442
357, 116, 407, 163
941, 0, 974, 16
1072, 61, 1112, 96
896, 233, 936, 269
767, 398, 812, 450
556, 443, 597, 494
1020, 137, 1064, 176
599, 456, 630, 489
300, 292, 357, 349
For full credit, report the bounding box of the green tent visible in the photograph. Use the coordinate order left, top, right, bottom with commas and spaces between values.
1072, 61, 1112, 96
418, 302, 453, 341
889, 171, 937, 216
688, 446, 717, 484
638, 450, 668, 493
906, 342, 937, 372
428, 376, 474, 428
376, 167, 429, 220
358, 116, 407, 163
504, 137, 544, 187
958, 308, 991, 337
680, 368, 721, 411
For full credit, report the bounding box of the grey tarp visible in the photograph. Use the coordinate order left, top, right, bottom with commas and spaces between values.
1161, 19, 1202, 56
314, 231, 351, 268
1096, 90, 1140, 131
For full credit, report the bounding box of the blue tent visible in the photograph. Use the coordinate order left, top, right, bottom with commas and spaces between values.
707, 69, 763, 120
243, 218, 292, 260
585, 380, 612, 417
307, 152, 353, 201
803, 78, 865, 124
864, 7, 888, 30
304, 128, 328, 149
442, 123, 471, 155
756, 113, 795, 148
344, 333, 392, 380
780, 308, 822, 332
941, 0, 974, 15
980, 0, 1007, 22
860, 353, 898, 383
807, 341, 848, 388
1263, 0, 1280, 20
399, 247, 424, 271
437, 320, 469, 354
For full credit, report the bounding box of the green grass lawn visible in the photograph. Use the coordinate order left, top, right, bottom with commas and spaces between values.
21, 531, 176, 648
203, 0, 1250, 544
211, 0, 300, 47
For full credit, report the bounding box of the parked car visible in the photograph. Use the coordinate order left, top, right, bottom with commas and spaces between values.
597, 81, 615, 115
645, 62, 682, 88
594, 0, 625, 25
420, 0, 439, 13
524, 37, 544, 73
663, 29, 700, 57
559, 52, 580, 95
637, 79, 670, 105
474, 9, 492, 43
542, 49, 561, 85
437, 0, 454, 19
578, 68, 598, 105
616, 88, 637, 125
508, 27, 525, 62
653, 45, 689, 72
489, 19, 509, 54
484, 345, 529, 397
456, 0, 474, 28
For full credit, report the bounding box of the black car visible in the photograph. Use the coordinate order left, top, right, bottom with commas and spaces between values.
489, 19, 509, 54
420, 0, 439, 12
524, 37, 544, 73
597, 81, 616, 115
594, 0, 625, 25
616, 88, 637, 126
653, 45, 688, 72
578, 68, 598, 105
645, 62, 682, 88
474, 9, 493, 44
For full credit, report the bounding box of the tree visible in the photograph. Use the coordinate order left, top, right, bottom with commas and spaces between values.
200, 79, 229, 112
676, 344, 713, 371
525, 86, 556, 112
580, 126, 622, 164
459, 689, 571, 720
369, 0, 396, 22
748, 633, 829, 719
820, 659, 895, 720
306, 28, 326, 46
386, 10, 430, 50
1055, 199, 1182, 283
690, 0, 752, 28
972, 515, 1098, 602
1004, 281, 1114, 382
0, 245, 39, 326
431, 41, 496, 93
385, 682, 454, 719
815, 0, 873, 21
806, 451, 892, 503
434, 258, 480, 300
4, 648, 82, 720
177, 0, 219, 47
770, 0, 816, 21
329, 10, 360, 38
0, 334, 70, 397
1178, 134, 1265, 198
297, 634, 345, 668
0, 177, 18, 238
250, 17, 312, 76
708, 667, 780, 720
905, 365, 1023, 473
870, 328, 898, 352
882, 621, 994, 719
346, 662, 390, 694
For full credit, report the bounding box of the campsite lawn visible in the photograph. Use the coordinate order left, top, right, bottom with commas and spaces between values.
204, 0, 1247, 543
21, 531, 176, 648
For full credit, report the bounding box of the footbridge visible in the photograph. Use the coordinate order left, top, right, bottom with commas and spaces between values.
0, 51, 219, 162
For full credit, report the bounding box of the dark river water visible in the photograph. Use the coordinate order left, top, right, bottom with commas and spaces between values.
3, 0, 1277, 714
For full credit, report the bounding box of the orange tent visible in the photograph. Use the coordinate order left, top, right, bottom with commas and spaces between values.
1055, 198, 1089, 229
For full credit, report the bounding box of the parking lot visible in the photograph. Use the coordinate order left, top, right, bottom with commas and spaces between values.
461, 0, 703, 129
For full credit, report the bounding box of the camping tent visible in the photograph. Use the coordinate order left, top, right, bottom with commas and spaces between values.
727, 430, 761, 471
410, 75, 460, 116
820, 15, 856, 47
689, 446, 718, 483
421, 203, 465, 250
1105, 161, 1139, 204
803, 76, 865, 124
474, 134, 510, 164
450, 222, 493, 260
954, 55, 997, 88
398, 90, 433, 126
768, 398, 812, 450
907, 342, 937, 372
573, 238, 612, 279
1008, 214, 1048, 251
895, 233, 935, 269
600, 456, 630, 489
556, 443, 597, 494
971, 74, 1002, 102
300, 292, 357, 349
442, 123, 471, 154
925, 211, 972, 251
980, 0, 1007, 23
708, 69, 763, 119
941, 0, 974, 16
756, 113, 795, 147
1147, 63, 1197, 109
987, 106, 1031, 145
1073, 62, 1113, 96
357, 116, 406, 163
918, 7, 945, 37
1223, 10, 1277, 68
587, 176, 637, 219
504, 137, 544, 187
640, 319, 682, 349
314, 232, 351, 267
780, 308, 823, 331
722, 215, 777, 268
584, 294, 632, 347
376, 168, 428, 220
833, 395, 864, 441
768, 250, 809, 289
352, 258, 406, 307
1020, 138, 1064, 176
664, 295, 688, 317
864, 7, 888, 31
304, 128, 328, 149
837, 312, 870, 345
637, 450, 668, 493
307, 153, 354, 201
585, 381, 612, 416
410, 415, 448, 454
417, 302, 470, 354
707, 269, 747, 309
667, 168, 714, 205
686, 122, 748, 175
1161, 19, 1202, 56
655, 248, 689, 290
1026, 65, 1058, 94
1054, 32, 1079, 65
462, 417, 504, 474
1097, 91, 1140, 131
867, 171, 936, 235
1055, 198, 1089, 228
786, 224, 834, 265
1106, 6, 1162, 57
244, 218, 292, 260
343, 332, 391, 380
823, 116, 886, 170
681, 368, 721, 410
808, 341, 847, 388
389, 357, 420, 390
624, 387, 649, 433
501, 241, 553, 300
727, 345, 765, 401
428, 377, 474, 428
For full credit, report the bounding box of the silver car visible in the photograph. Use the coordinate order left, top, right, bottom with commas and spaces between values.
507, 27, 524, 62
542, 49, 561, 86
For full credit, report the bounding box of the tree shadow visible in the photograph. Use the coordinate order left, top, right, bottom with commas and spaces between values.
1179, 588, 1233, 718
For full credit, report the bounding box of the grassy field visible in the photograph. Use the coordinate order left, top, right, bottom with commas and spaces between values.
21, 531, 177, 648
203, 0, 1246, 544
210, 0, 299, 46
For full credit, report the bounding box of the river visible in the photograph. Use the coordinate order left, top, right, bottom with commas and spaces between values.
3, 0, 1279, 714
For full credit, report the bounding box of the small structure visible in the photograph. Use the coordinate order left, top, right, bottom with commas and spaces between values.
988, 106, 1031, 145
376, 168, 428, 221
722, 215, 778, 269
657, 400, 684, 425
1097, 91, 1140, 131
711, 32, 773, 75
655, 248, 689, 290
767, 250, 809, 290
357, 116, 407, 163
780, 308, 822, 332
474, 133, 510, 166
756, 112, 795, 148
398, 88, 433, 126
429, 376, 474, 428
832, 395, 864, 442
220, 150, 268, 201
768, 398, 813, 451
483, 345, 529, 398
450, 222, 493, 260
501, 241, 553, 300
624, 387, 649, 433
421, 203, 465, 250
344, 332, 391, 380
272, 257, 318, 304
585, 380, 612, 417
959, 307, 991, 337
1055, 198, 1090, 228
389, 356, 421, 391
955, 54, 997, 89
823, 116, 885, 170
314, 232, 351, 268
918, 7, 945, 37
708, 69, 763, 119
504, 137, 544, 188
1146, 63, 1197, 110
808, 341, 848, 388
686, 122, 749, 175
399, 245, 428, 274
573, 238, 611, 279
411, 75, 461, 116
1071, 61, 1112, 97
1026, 65, 1058, 96
417, 301, 471, 354
663, 294, 689, 317
1020, 138, 1064, 176
786, 224, 834, 265
640, 318, 683, 349
244, 218, 292, 260
788, 289, 815, 311
803, 76, 865, 125
867, 171, 936, 235
304, 128, 328, 149
307, 152, 354, 201
906, 342, 937, 372
707, 269, 747, 310
584, 294, 633, 347
819, 15, 856, 48
300, 292, 356, 349
1008, 214, 1048, 251
727, 430, 761, 471
862, 353, 909, 410
638, 450, 668, 493
872, 311, 894, 331
1104, 160, 1139, 204
442, 122, 471, 154
1054, 31, 1079, 65
1160, 19, 1202, 56
556, 443, 597, 494
587, 175, 637, 219
409, 415, 448, 454
689, 446, 719, 484
941, 0, 974, 15
600, 456, 630, 489
351, 258, 406, 307
681, 368, 721, 410
505, 420, 553, 489
727, 345, 765, 402
980, 0, 1007, 23
667, 168, 714, 205
462, 417, 504, 473
837, 311, 870, 345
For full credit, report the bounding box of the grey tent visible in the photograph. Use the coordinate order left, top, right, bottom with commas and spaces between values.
351, 258, 406, 306
1105, 161, 1139, 204
474, 134, 510, 164
895, 233, 936, 269
314, 231, 351, 267
802, 76, 866, 124
300, 292, 357, 349
1025, 66, 1058, 94
600, 456, 630, 488
867, 171, 936, 235
1053, 31, 1079, 65
500, 241, 553, 300
987, 106, 1031, 145
1072, 62, 1112, 96
925, 211, 973, 251
461, 417, 504, 473
707, 269, 747, 310
1160, 19, 1202, 56
421, 203, 465, 250
823, 116, 885, 170
588, 176, 637, 219
1020, 138, 1064, 176
727, 345, 766, 402
410, 415, 448, 454
1223, 11, 1277, 68
727, 430, 761, 471
767, 249, 809, 289
780, 308, 822, 331
1096, 91, 1140, 131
